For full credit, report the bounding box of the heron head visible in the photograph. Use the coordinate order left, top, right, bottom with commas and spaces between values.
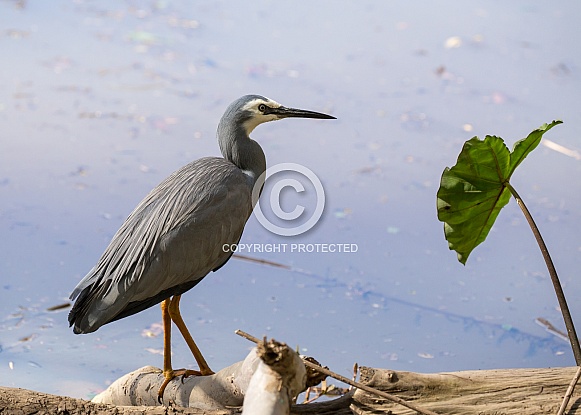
228, 95, 335, 136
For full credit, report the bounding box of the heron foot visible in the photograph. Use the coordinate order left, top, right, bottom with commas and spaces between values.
157, 368, 215, 404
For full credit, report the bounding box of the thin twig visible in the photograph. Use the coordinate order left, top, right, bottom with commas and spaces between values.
557, 366, 581, 415
235, 329, 441, 415
505, 183, 581, 365
233, 253, 291, 269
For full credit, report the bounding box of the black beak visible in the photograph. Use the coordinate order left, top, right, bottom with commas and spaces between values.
271, 106, 336, 120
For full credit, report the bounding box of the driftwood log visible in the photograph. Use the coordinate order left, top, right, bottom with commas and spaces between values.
242, 338, 307, 414
351, 366, 581, 415
1, 366, 579, 414
91, 339, 311, 414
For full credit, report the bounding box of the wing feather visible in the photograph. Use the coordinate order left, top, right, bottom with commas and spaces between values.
69, 157, 255, 333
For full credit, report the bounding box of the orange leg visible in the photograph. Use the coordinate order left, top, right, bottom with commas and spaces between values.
158, 298, 175, 402
157, 296, 214, 403
168, 295, 214, 376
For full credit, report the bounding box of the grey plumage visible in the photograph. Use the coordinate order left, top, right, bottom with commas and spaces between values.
68, 94, 334, 336
69, 157, 253, 333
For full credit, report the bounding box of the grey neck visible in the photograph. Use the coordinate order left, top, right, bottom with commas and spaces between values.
217, 121, 266, 186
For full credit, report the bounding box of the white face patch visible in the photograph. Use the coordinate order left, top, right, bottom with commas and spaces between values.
241, 97, 283, 135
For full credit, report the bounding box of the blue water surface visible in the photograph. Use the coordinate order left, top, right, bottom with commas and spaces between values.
0, 0, 580, 399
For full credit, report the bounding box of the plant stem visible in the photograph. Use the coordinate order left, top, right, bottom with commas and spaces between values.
505, 182, 581, 365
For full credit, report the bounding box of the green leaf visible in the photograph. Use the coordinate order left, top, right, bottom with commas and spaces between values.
509, 120, 562, 176
437, 120, 562, 264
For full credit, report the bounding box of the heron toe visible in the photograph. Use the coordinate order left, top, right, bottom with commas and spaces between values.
157, 367, 215, 403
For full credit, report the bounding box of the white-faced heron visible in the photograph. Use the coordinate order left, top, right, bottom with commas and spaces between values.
68, 94, 335, 400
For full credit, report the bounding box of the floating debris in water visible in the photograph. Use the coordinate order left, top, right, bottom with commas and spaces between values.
145, 347, 164, 355
542, 139, 581, 160
18, 334, 37, 343
233, 254, 291, 269
141, 322, 163, 338
444, 36, 462, 49
127, 31, 159, 45
334, 208, 352, 219
535, 317, 568, 341
399, 110, 429, 131
550, 62, 572, 78
46, 302, 71, 312
355, 165, 382, 175
166, 16, 199, 29
69, 166, 88, 177
4, 29, 30, 39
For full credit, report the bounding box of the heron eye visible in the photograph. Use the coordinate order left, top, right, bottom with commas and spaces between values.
258, 104, 267, 113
